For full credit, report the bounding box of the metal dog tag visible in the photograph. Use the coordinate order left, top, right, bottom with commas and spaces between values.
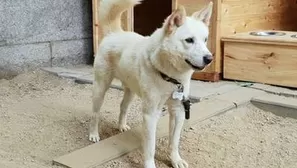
172, 91, 184, 101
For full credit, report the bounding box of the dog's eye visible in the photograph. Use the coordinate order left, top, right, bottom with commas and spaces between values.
185, 37, 194, 44
205, 38, 208, 42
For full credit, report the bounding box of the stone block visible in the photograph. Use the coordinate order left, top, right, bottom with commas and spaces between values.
185, 98, 236, 127
75, 74, 94, 84
189, 80, 239, 99
51, 39, 93, 66
251, 94, 297, 119
215, 87, 265, 106
0, 43, 51, 75
0, 0, 92, 45
252, 94, 297, 110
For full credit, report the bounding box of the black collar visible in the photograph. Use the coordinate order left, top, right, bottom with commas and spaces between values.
149, 57, 191, 120
148, 55, 183, 88
159, 71, 184, 92
159, 71, 181, 85
159, 71, 191, 120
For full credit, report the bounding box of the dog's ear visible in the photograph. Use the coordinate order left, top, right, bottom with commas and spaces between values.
165, 5, 186, 34
192, 2, 213, 26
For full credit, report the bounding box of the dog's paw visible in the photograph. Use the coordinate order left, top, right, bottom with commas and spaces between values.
89, 132, 100, 142
144, 159, 156, 168
119, 124, 131, 132
171, 159, 188, 168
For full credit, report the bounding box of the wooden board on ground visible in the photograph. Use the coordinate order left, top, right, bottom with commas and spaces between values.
53, 129, 142, 168
53, 97, 242, 168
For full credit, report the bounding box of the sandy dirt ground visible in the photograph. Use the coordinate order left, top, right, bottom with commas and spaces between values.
1, 71, 297, 168
101, 104, 297, 168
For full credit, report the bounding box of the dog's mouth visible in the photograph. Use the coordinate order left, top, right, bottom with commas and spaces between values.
185, 59, 204, 70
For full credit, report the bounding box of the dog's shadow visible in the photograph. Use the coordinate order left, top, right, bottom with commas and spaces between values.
97, 120, 122, 140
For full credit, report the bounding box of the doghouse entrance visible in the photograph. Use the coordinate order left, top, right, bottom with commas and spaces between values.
134, 0, 172, 36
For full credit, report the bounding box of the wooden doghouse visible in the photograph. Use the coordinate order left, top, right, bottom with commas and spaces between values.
92, 0, 297, 82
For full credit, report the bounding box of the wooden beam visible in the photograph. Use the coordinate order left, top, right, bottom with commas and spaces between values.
191, 72, 221, 82
92, 0, 99, 56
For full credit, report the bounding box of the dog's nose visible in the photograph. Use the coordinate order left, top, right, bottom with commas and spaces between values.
203, 54, 213, 65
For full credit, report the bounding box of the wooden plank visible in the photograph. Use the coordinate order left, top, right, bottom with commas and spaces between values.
53, 98, 237, 168
222, 31, 297, 47
220, 0, 297, 36
53, 129, 142, 168
92, 0, 99, 55
223, 41, 297, 88
121, 10, 133, 32
191, 72, 221, 82
172, 0, 177, 9
212, 0, 222, 73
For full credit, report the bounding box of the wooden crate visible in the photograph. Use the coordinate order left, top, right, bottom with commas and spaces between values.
92, 0, 297, 81
222, 31, 297, 88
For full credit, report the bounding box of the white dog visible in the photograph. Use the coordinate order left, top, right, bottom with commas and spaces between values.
89, 0, 213, 167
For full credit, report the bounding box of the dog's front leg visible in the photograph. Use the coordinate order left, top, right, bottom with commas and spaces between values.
142, 102, 160, 168
168, 100, 188, 168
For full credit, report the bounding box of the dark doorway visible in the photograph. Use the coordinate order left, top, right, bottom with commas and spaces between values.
134, 0, 172, 36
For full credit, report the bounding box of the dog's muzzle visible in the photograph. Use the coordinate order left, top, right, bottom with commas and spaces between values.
185, 59, 204, 70
185, 54, 213, 70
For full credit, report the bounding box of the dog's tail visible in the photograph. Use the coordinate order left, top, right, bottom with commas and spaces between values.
99, 0, 142, 35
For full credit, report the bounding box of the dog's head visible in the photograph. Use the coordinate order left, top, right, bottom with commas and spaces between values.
160, 2, 213, 71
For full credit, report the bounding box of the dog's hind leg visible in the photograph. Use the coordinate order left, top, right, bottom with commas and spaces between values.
118, 87, 135, 132
167, 100, 188, 168
89, 70, 113, 142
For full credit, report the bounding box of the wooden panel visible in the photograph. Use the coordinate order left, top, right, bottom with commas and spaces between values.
222, 31, 297, 47
192, 72, 220, 82
223, 41, 297, 88
221, 0, 297, 36
92, 0, 99, 55
211, 0, 222, 74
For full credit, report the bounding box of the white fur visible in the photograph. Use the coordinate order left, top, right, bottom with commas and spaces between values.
89, 0, 213, 168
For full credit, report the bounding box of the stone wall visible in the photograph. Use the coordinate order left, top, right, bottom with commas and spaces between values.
0, 0, 93, 77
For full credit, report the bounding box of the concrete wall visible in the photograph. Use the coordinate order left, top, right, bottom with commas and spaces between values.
0, 0, 93, 77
